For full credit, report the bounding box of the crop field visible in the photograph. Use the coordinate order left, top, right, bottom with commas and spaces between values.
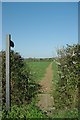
27, 61, 51, 82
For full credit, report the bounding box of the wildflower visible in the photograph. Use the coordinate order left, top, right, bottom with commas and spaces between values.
64, 65, 67, 67
78, 53, 80, 55
57, 71, 62, 74
50, 107, 55, 110
29, 71, 32, 75
72, 50, 76, 57
56, 62, 61, 66
61, 75, 65, 78
73, 61, 77, 64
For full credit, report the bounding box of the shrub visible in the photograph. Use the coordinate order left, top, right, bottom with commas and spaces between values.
2, 100, 47, 119
54, 44, 80, 111
2, 50, 33, 107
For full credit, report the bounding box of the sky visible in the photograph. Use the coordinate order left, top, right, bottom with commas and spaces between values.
0, 2, 2, 50
2, 0, 79, 2
2, 2, 78, 58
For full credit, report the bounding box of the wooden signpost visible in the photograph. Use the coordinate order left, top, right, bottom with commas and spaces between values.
6, 34, 14, 111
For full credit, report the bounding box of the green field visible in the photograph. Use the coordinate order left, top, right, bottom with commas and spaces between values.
27, 61, 51, 82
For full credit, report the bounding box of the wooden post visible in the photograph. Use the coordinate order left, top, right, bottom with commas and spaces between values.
6, 34, 11, 111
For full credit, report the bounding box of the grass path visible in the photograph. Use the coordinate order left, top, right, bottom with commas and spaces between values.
36, 62, 54, 116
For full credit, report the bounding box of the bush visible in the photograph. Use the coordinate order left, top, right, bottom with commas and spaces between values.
54, 44, 80, 111
2, 50, 33, 107
2, 101, 47, 119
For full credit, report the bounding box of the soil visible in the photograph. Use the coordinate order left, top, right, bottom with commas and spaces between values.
36, 62, 54, 116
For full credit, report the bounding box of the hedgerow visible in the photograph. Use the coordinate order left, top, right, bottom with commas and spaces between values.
54, 44, 80, 113
2, 50, 37, 107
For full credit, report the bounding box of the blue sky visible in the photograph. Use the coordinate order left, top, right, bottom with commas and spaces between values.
0, 2, 2, 50
2, 2, 78, 58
